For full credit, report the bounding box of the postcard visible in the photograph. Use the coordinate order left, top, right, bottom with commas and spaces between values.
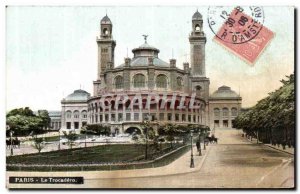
6, 6, 295, 189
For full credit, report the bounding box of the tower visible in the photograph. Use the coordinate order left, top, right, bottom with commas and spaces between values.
189, 10, 206, 77
188, 10, 210, 103
97, 14, 116, 80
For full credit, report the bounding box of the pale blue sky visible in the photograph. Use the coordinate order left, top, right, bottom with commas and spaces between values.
6, 6, 294, 111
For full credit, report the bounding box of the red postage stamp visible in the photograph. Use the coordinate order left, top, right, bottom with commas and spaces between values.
208, 6, 274, 65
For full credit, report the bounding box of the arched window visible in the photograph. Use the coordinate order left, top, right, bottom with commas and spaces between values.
214, 108, 220, 117
133, 74, 146, 88
115, 75, 124, 89
103, 28, 109, 35
156, 74, 168, 88
81, 110, 87, 119
195, 24, 200, 31
74, 110, 80, 119
66, 111, 72, 119
195, 85, 202, 96
177, 77, 183, 90
231, 108, 238, 116
222, 108, 229, 117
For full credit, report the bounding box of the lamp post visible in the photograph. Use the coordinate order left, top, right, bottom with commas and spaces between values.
203, 129, 206, 150
10, 130, 14, 156
143, 115, 151, 160
198, 131, 202, 156
58, 130, 61, 150
145, 126, 148, 160
85, 131, 87, 148
190, 130, 194, 168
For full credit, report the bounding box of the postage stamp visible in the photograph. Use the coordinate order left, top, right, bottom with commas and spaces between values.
208, 6, 274, 64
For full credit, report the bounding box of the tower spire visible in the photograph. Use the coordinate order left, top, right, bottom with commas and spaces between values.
190, 10, 206, 77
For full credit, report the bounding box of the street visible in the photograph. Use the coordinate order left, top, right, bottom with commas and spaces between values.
7, 129, 294, 189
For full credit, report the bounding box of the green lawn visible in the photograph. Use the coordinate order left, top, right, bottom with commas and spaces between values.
7, 143, 180, 165
6, 145, 190, 171
42, 135, 60, 142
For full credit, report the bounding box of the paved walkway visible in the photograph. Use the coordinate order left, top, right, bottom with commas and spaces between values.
14, 131, 60, 141
6, 141, 126, 156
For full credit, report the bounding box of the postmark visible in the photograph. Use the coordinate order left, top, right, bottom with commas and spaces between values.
208, 6, 274, 64
208, 6, 265, 44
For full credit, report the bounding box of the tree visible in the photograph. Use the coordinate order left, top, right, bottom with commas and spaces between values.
141, 119, 152, 160
37, 110, 51, 130
163, 124, 177, 148
158, 137, 165, 151
6, 107, 35, 117
233, 73, 295, 148
63, 131, 78, 150
6, 114, 44, 136
85, 124, 111, 136
6, 107, 45, 136
31, 135, 46, 153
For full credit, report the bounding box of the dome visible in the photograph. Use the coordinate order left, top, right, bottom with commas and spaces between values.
64, 89, 90, 102
132, 42, 160, 55
117, 57, 169, 68
116, 41, 170, 68
101, 15, 111, 24
210, 86, 240, 99
192, 10, 202, 20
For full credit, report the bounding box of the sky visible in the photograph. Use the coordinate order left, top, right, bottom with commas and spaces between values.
6, 6, 294, 111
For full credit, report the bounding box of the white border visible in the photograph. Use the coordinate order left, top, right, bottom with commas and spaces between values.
1, 0, 298, 193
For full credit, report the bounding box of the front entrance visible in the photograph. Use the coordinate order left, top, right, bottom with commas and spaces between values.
214, 120, 220, 128
223, 120, 228, 128
125, 127, 141, 135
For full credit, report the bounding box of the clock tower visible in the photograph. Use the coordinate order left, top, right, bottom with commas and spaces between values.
97, 14, 116, 80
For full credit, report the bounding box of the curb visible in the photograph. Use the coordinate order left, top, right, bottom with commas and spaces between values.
193, 144, 211, 171
263, 144, 294, 156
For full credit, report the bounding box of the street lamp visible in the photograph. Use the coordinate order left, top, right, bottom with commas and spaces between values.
10, 130, 14, 156
198, 131, 202, 156
190, 130, 194, 168
58, 130, 61, 150
143, 115, 151, 160
85, 130, 87, 148
145, 125, 148, 160
203, 129, 206, 150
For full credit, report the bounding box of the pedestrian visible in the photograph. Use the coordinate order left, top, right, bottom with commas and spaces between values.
196, 140, 200, 152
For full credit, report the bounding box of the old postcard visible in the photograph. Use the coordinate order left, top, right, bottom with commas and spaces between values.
5, 6, 295, 189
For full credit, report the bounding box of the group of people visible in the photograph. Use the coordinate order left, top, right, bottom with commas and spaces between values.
6, 137, 20, 149
196, 134, 218, 151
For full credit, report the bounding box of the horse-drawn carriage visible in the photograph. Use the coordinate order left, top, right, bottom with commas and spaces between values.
205, 135, 218, 144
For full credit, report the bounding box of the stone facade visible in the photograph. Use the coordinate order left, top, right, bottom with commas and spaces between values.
86, 11, 210, 134
60, 90, 90, 133
59, 11, 243, 133
209, 86, 242, 129
48, 111, 61, 130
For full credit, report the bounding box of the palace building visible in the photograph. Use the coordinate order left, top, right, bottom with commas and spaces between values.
60, 11, 242, 134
